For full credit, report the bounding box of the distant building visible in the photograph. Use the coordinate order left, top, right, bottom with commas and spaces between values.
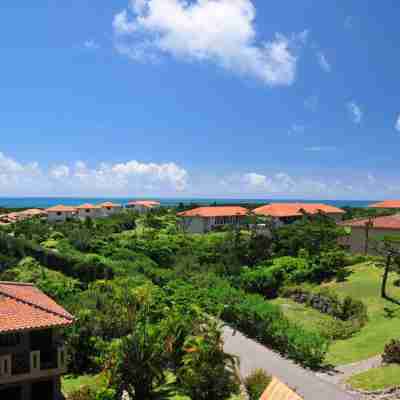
126, 200, 161, 214
75, 203, 102, 220
45, 205, 76, 223
340, 214, 400, 254
0, 281, 74, 400
177, 206, 248, 234
99, 202, 123, 217
369, 200, 400, 209
253, 203, 345, 224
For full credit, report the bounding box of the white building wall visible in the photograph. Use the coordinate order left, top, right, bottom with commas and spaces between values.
47, 211, 74, 223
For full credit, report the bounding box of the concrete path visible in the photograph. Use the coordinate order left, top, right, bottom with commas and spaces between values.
223, 326, 359, 400
317, 355, 382, 385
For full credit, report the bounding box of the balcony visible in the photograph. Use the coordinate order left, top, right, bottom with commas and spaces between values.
0, 346, 67, 384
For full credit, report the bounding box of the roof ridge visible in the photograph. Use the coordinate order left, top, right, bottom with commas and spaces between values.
0, 281, 35, 287
0, 286, 74, 321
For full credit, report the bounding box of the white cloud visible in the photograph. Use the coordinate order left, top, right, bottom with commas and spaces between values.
0, 153, 188, 196
243, 172, 269, 188
305, 146, 336, 152
288, 123, 305, 135
304, 95, 318, 112
84, 40, 100, 49
113, 0, 307, 86
317, 51, 331, 72
347, 101, 362, 124
395, 114, 400, 132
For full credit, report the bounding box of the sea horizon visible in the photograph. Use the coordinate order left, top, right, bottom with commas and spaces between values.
0, 197, 376, 209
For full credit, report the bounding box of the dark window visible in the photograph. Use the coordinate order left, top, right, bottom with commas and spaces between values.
56, 212, 62, 216
0, 333, 21, 347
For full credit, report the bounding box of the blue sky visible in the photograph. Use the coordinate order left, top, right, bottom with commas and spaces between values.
0, 0, 399, 199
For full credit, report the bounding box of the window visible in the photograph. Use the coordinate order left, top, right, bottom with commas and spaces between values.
56, 212, 62, 216
86, 209, 90, 213
0, 333, 21, 347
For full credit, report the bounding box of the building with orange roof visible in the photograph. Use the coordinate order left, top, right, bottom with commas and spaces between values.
99, 201, 123, 217
177, 206, 248, 233
340, 214, 400, 254
253, 203, 345, 225
126, 200, 161, 214
0, 282, 74, 399
75, 203, 102, 220
369, 200, 400, 209
45, 205, 76, 223
260, 377, 303, 400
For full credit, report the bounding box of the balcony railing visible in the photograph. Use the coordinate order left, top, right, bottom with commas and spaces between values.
0, 346, 67, 384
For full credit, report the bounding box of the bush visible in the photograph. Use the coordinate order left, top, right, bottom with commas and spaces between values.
383, 339, 400, 364
244, 369, 271, 400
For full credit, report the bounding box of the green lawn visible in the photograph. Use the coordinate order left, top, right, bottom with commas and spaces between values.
62, 374, 105, 397
273, 262, 400, 366
347, 364, 400, 391
325, 263, 400, 365
271, 297, 337, 338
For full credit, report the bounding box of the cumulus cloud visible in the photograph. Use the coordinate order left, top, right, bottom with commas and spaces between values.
317, 51, 331, 72
113, 0, 307, 85
0, 153, 188, 196
395, 114, 400, 132
347, 101, 362, 124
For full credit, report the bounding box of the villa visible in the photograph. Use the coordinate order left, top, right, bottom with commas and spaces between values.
340, 214, 400, 254
75, 203, 102, 220
126, 200, 161, 214
0, 282, 74, 400
177, 206, 248, 234
253, 203, 345, 225
45, 205, 76, 223
99, 202, 123, 217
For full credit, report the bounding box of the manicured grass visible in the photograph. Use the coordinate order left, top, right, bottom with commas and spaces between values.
325, 263, 400, 365
62, 374, 105, 396
347, 364, 400, 391
271, 297, 337, 337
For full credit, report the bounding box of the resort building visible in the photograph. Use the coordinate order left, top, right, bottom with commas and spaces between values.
99, 202, 123, 217
177, 206, 248, 234
253, 203, 345, 224
369, 200, 400, 209
75, 203, 102, 220
126, 200, 161, 214
340, 214, 400, 254
45, 205, 76, 223
0, 282, 74, 400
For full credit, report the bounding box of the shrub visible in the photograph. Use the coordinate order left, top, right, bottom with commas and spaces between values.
244, 369, 271, 400
383, 339, 400, 364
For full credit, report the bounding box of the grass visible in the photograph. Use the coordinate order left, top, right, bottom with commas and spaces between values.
273, 262, 400, 366
271, 297, 337, 338
347, 364, 400, 391
62, 374, 105, 396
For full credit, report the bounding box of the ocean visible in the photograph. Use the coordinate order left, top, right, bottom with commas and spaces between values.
0, 197, 374, 209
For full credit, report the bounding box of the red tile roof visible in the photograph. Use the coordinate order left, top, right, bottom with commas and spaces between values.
178, 206, 248, 218
76, 203, 101, 210
369, 200, 400, 209
128, 200, 160, 207
260, 377, 303, 400
19, 208, 47, 217
100, 201, 122, 208
253, 203, 345, 218
0, 282, 74, 334
341, 214, 400, 230
46, 205, 77, 213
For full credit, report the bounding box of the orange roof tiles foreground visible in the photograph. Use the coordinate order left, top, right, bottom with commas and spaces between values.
0, 282, 74, 334
369, 200, 400, 209
45, 205, 77, 213
260, 377, 303, 400
341, 214, 400, 230
178, 206, 248, 218
253, 203, 345, 218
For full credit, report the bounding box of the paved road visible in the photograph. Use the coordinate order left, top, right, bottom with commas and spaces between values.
223, 326, 359, 400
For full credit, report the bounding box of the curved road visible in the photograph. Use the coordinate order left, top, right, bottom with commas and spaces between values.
223, 326, 359, 400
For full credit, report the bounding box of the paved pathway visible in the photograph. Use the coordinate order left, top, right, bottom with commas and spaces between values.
223, 326, 359, 400
317, 355, 382, 385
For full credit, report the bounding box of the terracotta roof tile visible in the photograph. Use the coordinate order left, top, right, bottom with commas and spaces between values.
341, 214, 400, 230
76, 203, 101, 210
260, 377, 303, 400
369, 200, 400, 209
45, 205, 77, 213
128, 200, 160, 207
253, 203, 345, 218
177, 206, 248, 218
0, 282, 74, 334
100, 201, 122, 208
